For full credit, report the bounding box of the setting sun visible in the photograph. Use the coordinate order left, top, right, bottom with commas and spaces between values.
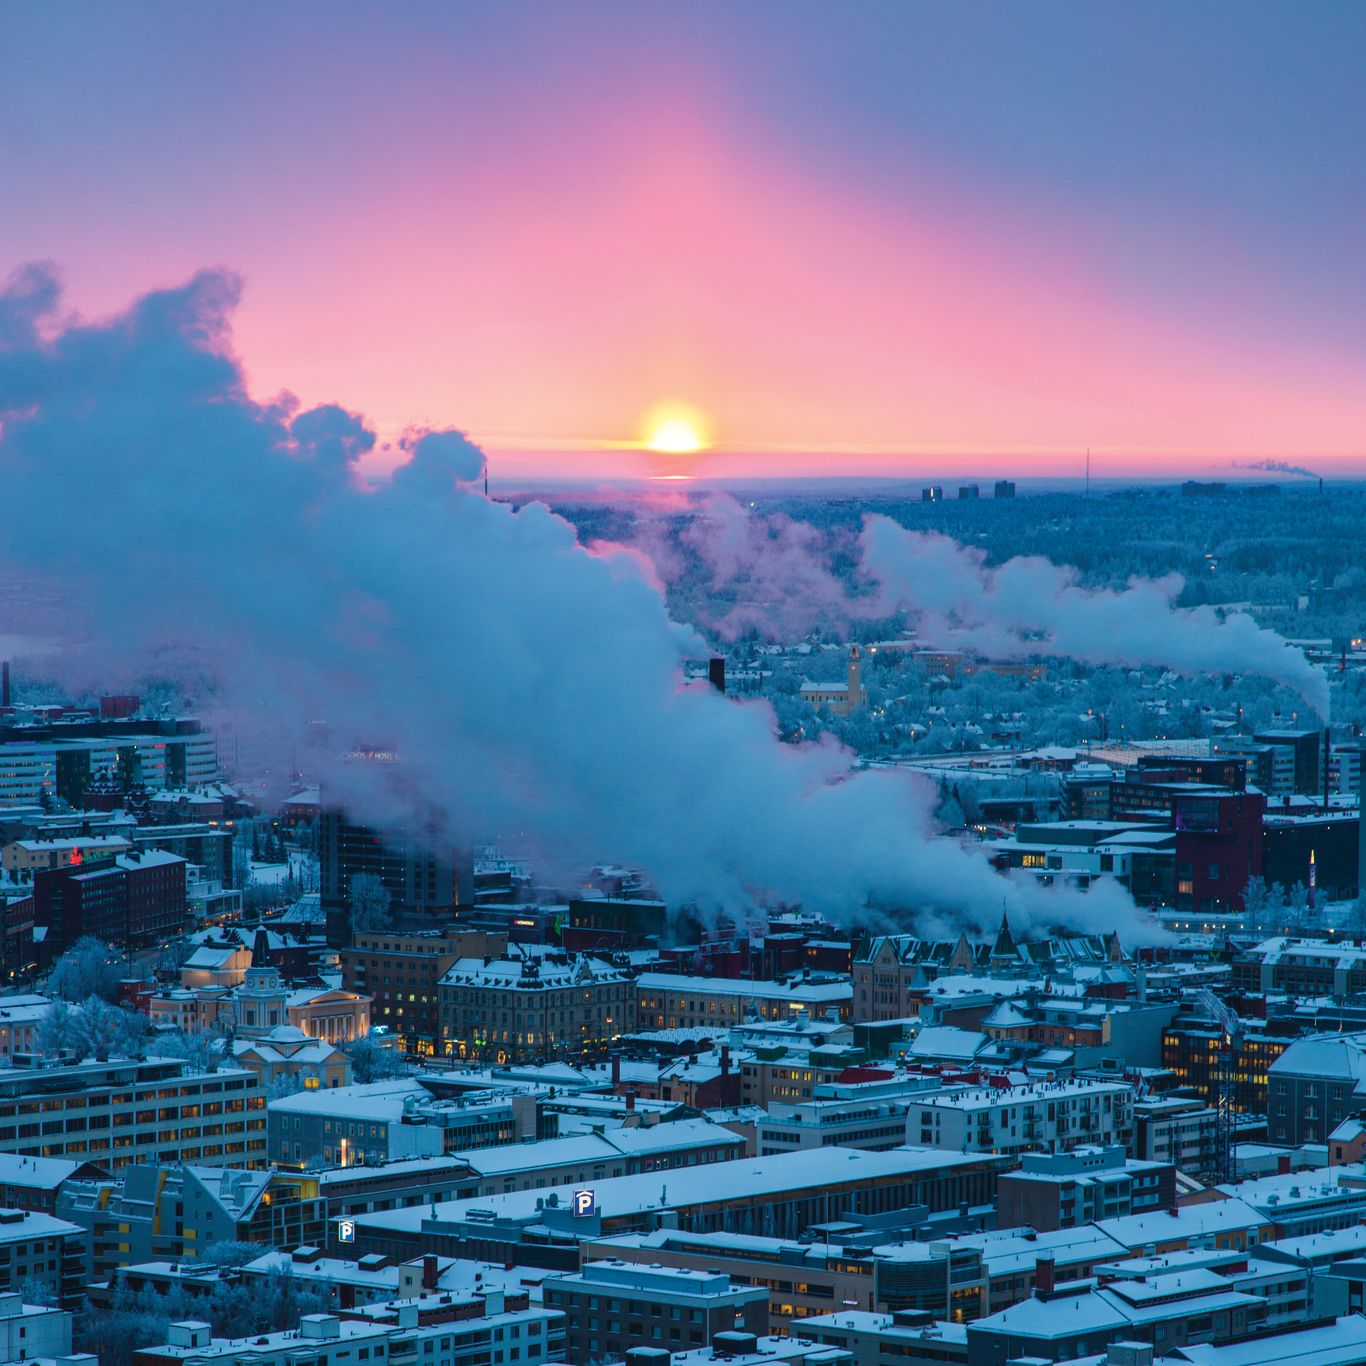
642, 405, 709, 455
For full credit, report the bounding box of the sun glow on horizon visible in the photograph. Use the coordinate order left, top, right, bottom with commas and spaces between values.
642, 404, 710, 456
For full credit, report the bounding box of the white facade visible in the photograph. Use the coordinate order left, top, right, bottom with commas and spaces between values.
0, 1291, 71, 1362
904, 1079, 1133, 1156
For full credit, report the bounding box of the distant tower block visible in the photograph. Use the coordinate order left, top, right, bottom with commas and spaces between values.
0, 660, 9, 709
921, 486, 943, 503
708, 657, 726, 694
958, 484, 980, 500
994, 480, 1016, 498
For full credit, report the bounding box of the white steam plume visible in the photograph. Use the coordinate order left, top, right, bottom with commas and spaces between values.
620, 492, 1327, 718
859, 515, 1329, 718
0, 264, 1151, 939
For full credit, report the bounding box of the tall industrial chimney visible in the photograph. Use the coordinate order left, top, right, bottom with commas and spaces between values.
708, 657, 726, 695
0, 660, 9, 709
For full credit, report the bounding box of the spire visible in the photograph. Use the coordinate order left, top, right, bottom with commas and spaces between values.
251, 924, 271, 967
991, 905, 1017, 963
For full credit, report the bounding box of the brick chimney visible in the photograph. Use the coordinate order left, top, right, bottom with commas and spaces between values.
1036, 1256, 1056, 1295
422, 1253, 439, 1291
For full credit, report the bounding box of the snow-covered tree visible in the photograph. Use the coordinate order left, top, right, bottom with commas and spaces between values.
1241, 876, 1273, 933
154, 1026, 217, 1074
47, 937, 127, 1002
346, 1033, 410, 1083
349, 873, 394, 932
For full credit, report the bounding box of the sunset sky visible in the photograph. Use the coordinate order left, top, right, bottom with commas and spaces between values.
2, 3, 1363, 481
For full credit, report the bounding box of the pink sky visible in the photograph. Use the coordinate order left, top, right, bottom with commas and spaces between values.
227, 97, 1366, 480
3, 9, 1362, 481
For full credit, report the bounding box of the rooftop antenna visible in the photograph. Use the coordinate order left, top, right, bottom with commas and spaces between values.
1085, 447, 1091, 498
484, 457, 489, 500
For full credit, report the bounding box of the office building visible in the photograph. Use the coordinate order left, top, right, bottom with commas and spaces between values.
341, 926, 505, 1056
319, 805, 473, 946
995, 1146, 1176, 1231
0, 1055, 266, 1169
544, 1260, 768, 1360
440, 951, 633, 1064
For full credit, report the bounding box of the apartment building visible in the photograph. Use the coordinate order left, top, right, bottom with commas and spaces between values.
0, 1208, 86, 1307
1266, 1033, 1366, 1146
0, 1055, 266, 1169
62, 1163, 327, 1279
904, 1079, 1132, 1156
756, 1092, 932, 1155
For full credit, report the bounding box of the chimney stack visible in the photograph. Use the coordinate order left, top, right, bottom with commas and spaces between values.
1, 660, 9, 709
1035, 1256, 1056, 1295
422, 1253, 439, 1291
708, 657, 726, 695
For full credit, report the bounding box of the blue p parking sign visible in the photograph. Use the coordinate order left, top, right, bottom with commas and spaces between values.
338, 1218, 356, 1243
572, 1189, 596, 1218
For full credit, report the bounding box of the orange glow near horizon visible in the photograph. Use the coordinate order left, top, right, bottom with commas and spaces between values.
641, 403, 710, 459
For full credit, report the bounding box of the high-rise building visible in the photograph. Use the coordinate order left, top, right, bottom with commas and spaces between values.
319, 806, 473, 945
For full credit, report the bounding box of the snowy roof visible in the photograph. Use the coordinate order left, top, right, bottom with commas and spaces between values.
906, 1026, 989, 1061
636, 973, 851, 1003
1097, 1198, 1268, 1248
1165, 1316, 1366, 1366
440, 954, 627, 990
243, 1249, 399, 1287
928, 1224, 1128, 1276
908, 1077, 1128, 1109
0, 1153, 96, 1189
267, 1078, 426, 1118
315, 1155, 473, 1185
1216, 1164, 1366, 1209
353, 1146, 992, 1234
983, 1002, 1033, 1029
1257, 1223, 1366, 1263
1270, 1034, 1366, 1085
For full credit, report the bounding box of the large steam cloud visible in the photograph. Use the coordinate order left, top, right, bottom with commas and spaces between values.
859, 517, 1330, 719
0, 264, 1156, 939
625, 492, 1327, 719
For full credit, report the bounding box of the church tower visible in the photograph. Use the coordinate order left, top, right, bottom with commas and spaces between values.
847, 645, 866, 710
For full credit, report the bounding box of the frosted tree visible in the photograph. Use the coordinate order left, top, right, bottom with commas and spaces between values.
154, 1026, 218, 1074
349, 873, 394, 931
346, 1033, 410, 1083
47, 937, 127, 1002
1285, 882, 1311, 933
1241, 877, 1273, 934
